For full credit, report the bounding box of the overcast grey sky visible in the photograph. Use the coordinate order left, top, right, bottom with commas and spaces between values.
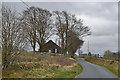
4, 2, 118, 56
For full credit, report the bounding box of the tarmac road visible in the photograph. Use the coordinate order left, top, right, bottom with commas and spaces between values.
75, 58, 118, 78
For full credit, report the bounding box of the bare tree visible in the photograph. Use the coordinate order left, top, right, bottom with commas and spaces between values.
21, 6, 52, 53
53, 11, 66, 55
21, 7, 37, 53
35, 7, 52, 52
2, 5, 25, 69
54, 11, 91, 57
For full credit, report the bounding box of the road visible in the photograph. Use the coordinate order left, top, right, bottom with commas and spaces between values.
75, 58, 118, 78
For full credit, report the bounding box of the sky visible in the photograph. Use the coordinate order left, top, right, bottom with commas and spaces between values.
3, 1, 118, 56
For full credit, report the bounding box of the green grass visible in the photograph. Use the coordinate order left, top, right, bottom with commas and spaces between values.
98, 64, 118, 77
25, 63, 82, 78
53, 63, 83, 78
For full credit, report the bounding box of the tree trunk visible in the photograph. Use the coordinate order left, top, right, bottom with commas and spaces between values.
33, 44, 36, 56
61, 34, 65, 55
71, 52, 74, 58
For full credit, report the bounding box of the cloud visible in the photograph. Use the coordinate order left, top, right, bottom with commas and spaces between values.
79, 12, 118, 55
4, 2, 118, 55
78, 14, 118, 36
1, 0, 119, 2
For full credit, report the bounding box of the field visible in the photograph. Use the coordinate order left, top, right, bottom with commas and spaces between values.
2, 52, 83, 78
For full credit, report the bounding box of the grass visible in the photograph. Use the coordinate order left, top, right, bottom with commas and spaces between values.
83, 56, 118, 77
2, 54, 83, 78
25, 62, 82, 78
53, 63, 82, 78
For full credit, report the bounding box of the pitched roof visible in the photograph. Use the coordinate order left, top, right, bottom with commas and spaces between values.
42, 40, 61, 50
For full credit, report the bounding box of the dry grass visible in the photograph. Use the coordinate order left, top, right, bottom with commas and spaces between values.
2, 53, 82, 78
18, 54, 76, 66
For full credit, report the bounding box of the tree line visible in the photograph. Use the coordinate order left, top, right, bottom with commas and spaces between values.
104, 50, 118, 59
87, 50, 118, 60
2, 5, 91, 69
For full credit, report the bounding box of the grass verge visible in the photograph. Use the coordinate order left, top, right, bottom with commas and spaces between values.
84, 56, 118, 77
3, 55, 83, 78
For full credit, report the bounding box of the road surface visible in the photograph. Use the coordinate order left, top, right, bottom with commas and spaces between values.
75, 58, 118, 78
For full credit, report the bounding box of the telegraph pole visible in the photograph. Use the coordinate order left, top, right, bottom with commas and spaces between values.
88, 40, 89, 54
